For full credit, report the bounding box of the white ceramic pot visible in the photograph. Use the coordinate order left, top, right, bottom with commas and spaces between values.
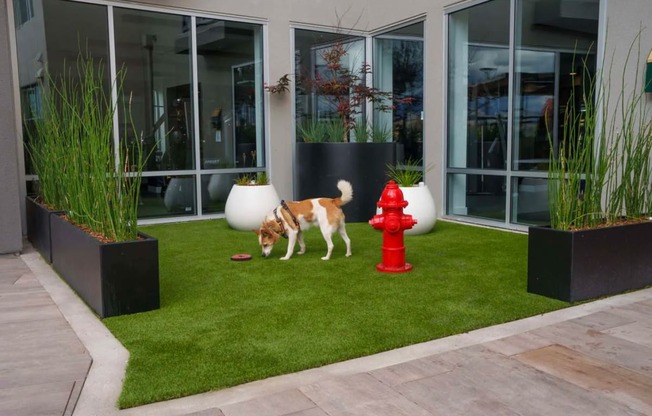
376, 182, 436, 235
224, 184, 281, 231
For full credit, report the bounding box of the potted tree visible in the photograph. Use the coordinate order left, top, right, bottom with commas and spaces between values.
268, 39, 413, 222
224, 171, 280, 231
384, 158, 436, 235
26, 51, 159, 318
527, 41, 652, 302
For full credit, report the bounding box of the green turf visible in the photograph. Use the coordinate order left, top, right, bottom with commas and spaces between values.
103, 219, 568, 408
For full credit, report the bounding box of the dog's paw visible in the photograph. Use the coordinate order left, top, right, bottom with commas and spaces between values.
320, 256, 330, 261
298, 250, 305, 255
280, 256, 290, 261
345, 253, 352, 257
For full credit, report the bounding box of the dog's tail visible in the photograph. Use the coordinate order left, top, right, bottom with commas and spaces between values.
335, 180, 353, 207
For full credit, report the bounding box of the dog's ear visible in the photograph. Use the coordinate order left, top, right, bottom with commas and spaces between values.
253, 228, 260, 235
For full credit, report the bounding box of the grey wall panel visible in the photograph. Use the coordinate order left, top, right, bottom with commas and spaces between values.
0, 1, 23, 254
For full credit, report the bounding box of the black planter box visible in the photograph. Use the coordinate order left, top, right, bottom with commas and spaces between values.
296, 142, 400, 222
527, 222, 652, 302
50, 213, 160, 318
25, 196, 64, 263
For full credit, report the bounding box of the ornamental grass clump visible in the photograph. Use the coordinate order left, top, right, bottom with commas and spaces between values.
385, 157, 426, 187
27, 51, 145, 242
547, 32, 652, 230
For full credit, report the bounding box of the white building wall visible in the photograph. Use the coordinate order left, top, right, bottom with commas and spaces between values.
3, 0, 652, 237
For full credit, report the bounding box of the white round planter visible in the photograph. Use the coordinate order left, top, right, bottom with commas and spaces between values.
224, 184, 281, 231
377, 182, 436, 235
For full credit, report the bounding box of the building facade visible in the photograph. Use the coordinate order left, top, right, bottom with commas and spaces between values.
1, 0, 651, 253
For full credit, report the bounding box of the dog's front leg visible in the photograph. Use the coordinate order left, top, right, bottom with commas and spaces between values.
297, 231, 306, 255
280, 231, 297, 260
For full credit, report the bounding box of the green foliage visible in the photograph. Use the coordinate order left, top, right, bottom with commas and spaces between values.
370, 122, 392, 143
298, 39, 412, 143
323, 118, 347, 142
104, 220, 566, 408
298, 118, 328, 143
234, 171, 269, 185
386, 158, 428, 187
256, 171, 270, 185
547, 32, 652, 230
26, 50, 145, 241
351, 120, 391, 143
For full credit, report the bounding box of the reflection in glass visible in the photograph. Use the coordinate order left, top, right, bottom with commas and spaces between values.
513, 0, 598, 172
15, 0, 109, 175
294, 29, 365, 141
138, 175, 196, 218
202, 173, 238, 214
113, 8, 194, 172
511, 177, 550, 225
374, 22, 424, 162
446, 0, 599, 226
447, 173, 506, 221
196, 20, 264, 170
448, 0, 510, 171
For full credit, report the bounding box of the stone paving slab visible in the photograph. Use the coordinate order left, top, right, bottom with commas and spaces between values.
0, 253, 91, 416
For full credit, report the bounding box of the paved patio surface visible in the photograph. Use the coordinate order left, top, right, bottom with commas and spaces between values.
2, 248, 652, 416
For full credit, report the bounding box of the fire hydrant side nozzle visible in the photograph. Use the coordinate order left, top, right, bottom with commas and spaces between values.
369, 181, 417, 273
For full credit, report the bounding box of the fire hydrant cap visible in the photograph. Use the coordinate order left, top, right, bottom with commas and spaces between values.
377, 180, 408, 209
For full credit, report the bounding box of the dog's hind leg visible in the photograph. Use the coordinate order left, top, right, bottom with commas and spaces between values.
297, 231, 306, 255
338, 222, 352, 257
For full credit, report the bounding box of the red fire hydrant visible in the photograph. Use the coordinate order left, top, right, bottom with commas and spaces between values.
369, 180, 417, 273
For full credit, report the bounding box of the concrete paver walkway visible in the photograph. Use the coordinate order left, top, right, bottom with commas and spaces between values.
2, 248, 652, 416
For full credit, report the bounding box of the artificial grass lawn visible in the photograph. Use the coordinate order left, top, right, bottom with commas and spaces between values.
104, 219, 568, 408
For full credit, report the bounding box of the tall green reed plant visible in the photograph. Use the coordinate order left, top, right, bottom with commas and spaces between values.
27, 50, 145, 242
547, 32, 652, 230
605, 32, 652, 219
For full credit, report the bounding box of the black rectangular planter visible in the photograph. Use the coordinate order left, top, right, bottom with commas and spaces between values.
295, 142, 400, 223
527, 222, 652, 302
25, 196, 64, 263
50, 213, 160, 318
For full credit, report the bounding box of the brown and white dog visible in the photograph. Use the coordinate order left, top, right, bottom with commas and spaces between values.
255, 180, 353, 260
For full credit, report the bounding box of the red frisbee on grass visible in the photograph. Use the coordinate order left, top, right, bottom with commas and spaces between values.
231, 253, 253, 261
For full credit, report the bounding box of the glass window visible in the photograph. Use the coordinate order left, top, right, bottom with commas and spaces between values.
14, 0, 34, 27
139, 175, 196, 218
512, 0, 598, 172
201, 173, 238, 215
16, 2, 265, 221
195, 19, 264, 170
294, 29, 366, 142
448, 0, 510, 171
446, 0, 600, 227
16, 0, 109, 175
374, 22, 424, 162
447, 173, 506, 221
113, 8, 195, 172
511, 176, 549, 225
